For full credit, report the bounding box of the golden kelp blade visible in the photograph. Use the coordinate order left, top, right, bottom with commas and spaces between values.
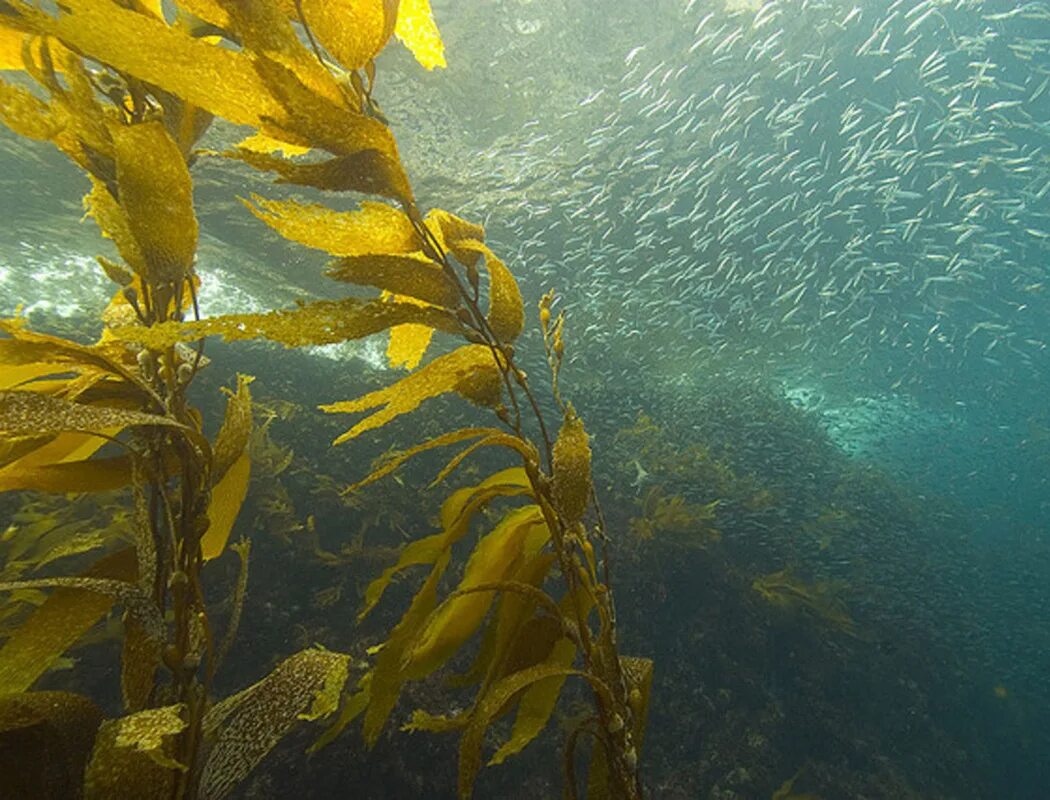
0, 547, 137, 695
211, 375, 254, 480
112, 121, 198, 286
458, 663, 585, 800
0, 23, 27, 71
13, 0, 284, 128
242, 195, 420, 257
322, 344, 503, 445
359, 466, 533, 619
488, 634, 576, 766
395, 0, 446, 70
217, 0, 349, 109
447, 238, 524, 342
0, 455, 136, 493
84, 705, 187, 800
0, 319, 148, 393
310, 671, 371, 753
201, 376, 253, 560
199, 451, 250, 561
403, 505, 549, 678
425, 207, 486, 251
427, 430, 538, 488
361, 549, 449, 747
3, 429, 115, 470
327, 253, 460, 308
85, 177, 148, 279
0, 79, 65, 141
348, 426, 500, 492
387, 322, 434, 370
227, 147, 413, 204
199, 648, 350, 800
235, 132, 310, 157
298, 0, 399, 71
0, 390, 179, 436
110, 296, 462, 349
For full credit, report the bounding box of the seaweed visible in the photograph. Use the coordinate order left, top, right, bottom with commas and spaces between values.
0, 1, 647, 798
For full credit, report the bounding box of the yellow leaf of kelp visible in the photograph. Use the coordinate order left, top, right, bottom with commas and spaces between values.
18, 0, 284, 130
446, 550, 557, 691
425, 208, 486, 252
448, 238, 524, 342
459, 663, 587, 800
110, 296, 462, 350
428, 431, 539, 488
211, 375, 254, 480
327, 253, 460, 308
0, 24, 27, 72
348, 426, 501, 492
404, 505, 549, 678
386, 322, 434, 370
0, 390, 179, 437
235, 132, 311, 158
298, 0, 399, 70
121, 613, 161, 713
310, 671, 371, 753
395, 0, 446, 70
84, 705, 187, 800
322, 344, 502, 445
0, 79, 64, 142
0, 455, 136, 493
112, 121, 198, 286
199, 648, 351, 800
243, 195, 419, 257
440, 466, 532, 530
551, 404, 592, 525
489, 635, 576, 766
0, 547, 137, 695
111, 705, 187, 767
216, 0, 348, 107
199, 451, 250, 561
361, 550, 449, 747
358, 466, 533, 619
0, 362, 65, 391
84, 178, 149, 279
0, 319, 147, 392
226, 147, 413, 204
174, 0, 230, 31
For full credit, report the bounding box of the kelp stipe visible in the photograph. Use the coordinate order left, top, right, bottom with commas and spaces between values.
0, 1, 649, 798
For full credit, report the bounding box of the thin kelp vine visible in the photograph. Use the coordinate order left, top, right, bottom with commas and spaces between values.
0, 2, 649, 799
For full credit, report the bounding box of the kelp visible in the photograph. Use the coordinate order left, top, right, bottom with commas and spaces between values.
83, 705, 188, 800
110, 296, 462, 350
404, 505, 550, 677
321, 344, 504, 444
0, 548, 137, 695
241, 195, 419, 257
111, 120, 198, 286
198, 648, 350, 800
395, 0, 446, 70
752, 567, 856, 635
0, 389, 181, 436
629, 485, 722, 547
0, 1, 648, 798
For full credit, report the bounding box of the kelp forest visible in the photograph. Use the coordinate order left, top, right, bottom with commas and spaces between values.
0, 2, 648, 798
0, 2, 1041, 800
